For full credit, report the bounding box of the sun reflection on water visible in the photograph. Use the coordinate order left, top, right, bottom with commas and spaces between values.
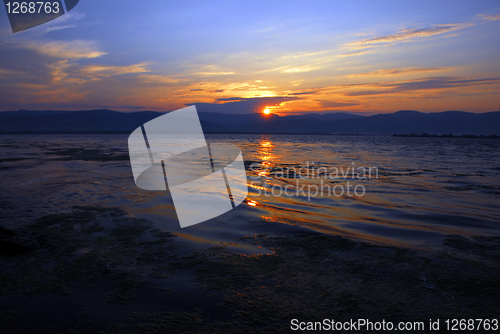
258, 138, 277, 163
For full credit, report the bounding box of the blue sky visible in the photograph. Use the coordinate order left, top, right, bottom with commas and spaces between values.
0, 0, 499, 114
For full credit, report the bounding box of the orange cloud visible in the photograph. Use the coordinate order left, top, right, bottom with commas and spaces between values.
77, 63, 150, 77
193, 71, 235, 76
26, 40, 106, 59
349, 23, 473, 47
479, 13, 500, 22
339, 49, 372, 57
347, 67, 454, 78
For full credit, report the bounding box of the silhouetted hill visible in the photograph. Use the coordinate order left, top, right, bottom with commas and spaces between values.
0, 109, 224, 133
0, 109, 498, 135
203, 110, 499, 134
0, 110, 159, 133
316, 110, 500, 135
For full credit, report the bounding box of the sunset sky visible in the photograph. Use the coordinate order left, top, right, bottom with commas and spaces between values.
0, 0, 499, 115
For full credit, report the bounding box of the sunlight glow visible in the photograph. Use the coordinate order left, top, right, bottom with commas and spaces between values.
263, 108, 271, 114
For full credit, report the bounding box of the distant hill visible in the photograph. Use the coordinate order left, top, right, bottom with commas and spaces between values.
318, 110, 500, 135
0, 109, 498, 135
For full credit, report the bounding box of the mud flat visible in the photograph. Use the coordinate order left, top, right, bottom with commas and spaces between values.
0, 206, 499, 333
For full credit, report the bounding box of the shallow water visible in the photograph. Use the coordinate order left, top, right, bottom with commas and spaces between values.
0, 134, 499, 248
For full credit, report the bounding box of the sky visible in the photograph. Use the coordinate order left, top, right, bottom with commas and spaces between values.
0, 0, 499, 115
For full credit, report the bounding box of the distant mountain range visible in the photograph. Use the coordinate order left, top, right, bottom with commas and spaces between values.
0, 109, 498, 135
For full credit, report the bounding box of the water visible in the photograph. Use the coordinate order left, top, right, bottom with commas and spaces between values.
1, 134, 499, 249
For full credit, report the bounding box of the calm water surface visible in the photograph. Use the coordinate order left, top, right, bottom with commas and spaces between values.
1, 134, 499, 249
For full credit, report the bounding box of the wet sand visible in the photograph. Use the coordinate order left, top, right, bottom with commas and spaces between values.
1, 206, 499, 333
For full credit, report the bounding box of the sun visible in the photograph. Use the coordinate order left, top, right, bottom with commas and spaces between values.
263, 108, 271, 115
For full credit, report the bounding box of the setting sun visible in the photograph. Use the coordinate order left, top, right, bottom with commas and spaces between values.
263, 108, 271, 115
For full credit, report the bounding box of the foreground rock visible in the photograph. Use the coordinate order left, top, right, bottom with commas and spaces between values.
0, 206, 499, 333
0, 226, 39, 256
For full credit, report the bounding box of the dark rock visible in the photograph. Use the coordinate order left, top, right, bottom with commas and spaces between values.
0, 226, 40, 256
443, 234, 477, 251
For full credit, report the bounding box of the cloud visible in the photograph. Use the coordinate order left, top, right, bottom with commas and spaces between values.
281, 66, 317, 73
25, 40, 106, 59
257, 65, 318, 74
257, 66, 286, 73
347, 67, 453, 78
182, 81, 275, 98
187, 96, 299, 114
76, 63, 150, 77
291, 80, 304, 86
289, 91, 317, 96
339, 50, 372, 57
343, 77, 500, 96
344, 90, 387, 96
42, 61, 153, 85
216, 97, 244, 102
318, 101, 360, 108
280, 50, 332, 60
137, 74, 179, 84
253, 26, 274, 34
350, 23, 472, 47
194, 71, 235, 76
387, 77, 500, 92
479, 13, 500, 22
40, 12, 86, 33
0, 68, 25, 78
